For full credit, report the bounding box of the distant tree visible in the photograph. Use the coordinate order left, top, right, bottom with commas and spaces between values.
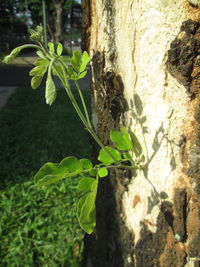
18, 0, 81, 43
0, 1, 27, 36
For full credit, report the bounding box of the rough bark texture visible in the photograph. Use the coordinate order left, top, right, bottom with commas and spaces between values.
82, 1, 200, 266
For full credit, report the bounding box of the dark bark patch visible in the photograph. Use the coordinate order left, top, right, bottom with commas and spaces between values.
83, 170, 135, 267
134, 205, 169, 267
173, 189, 188, 242
167, 20, 200, 262
134, 198, 187, 267
166, 19, 200, 93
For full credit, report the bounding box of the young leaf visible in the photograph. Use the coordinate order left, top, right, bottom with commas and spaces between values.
77, 191, 97, 234
80, 158, 93, 170
45, 71, 56, 105
3, 47, 21, 64
60, 156, 82, 173
67, 67, 79, 80
98, 146, 121, 165
71, 50, 82, 72
29, 66, 47, 76
34, 157, 83, 186
77, 195, 87, 219
98, 167, 108, 178
77, 177, 96, 192
33, 57, 49, 67
48, 42, 55, 54
31, 75, 43, 89
79, 51, 90, 72
78, 71, 87, 79
34, 162, 68, 186
89, 169, 97, 177
36, 50, 45, 58
36, 25, 43, 35
110, 127, 133, 151
123, 152, 133, 161
57, 43, 63, 56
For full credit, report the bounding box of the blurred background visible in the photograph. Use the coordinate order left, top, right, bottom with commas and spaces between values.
0, 0, 82, 56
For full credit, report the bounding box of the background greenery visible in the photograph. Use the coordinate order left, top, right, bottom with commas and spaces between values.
0, 86, 91, 266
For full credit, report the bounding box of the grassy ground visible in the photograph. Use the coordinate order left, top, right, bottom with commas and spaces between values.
0, 86, 91, 266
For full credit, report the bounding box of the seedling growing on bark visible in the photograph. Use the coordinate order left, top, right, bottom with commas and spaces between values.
3, 26, 140, 234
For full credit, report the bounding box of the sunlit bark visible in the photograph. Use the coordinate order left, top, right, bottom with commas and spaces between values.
82, 1, 200, 266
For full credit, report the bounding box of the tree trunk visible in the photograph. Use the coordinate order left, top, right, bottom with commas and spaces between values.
82, 1, 200, 267
54, 0, 63, 43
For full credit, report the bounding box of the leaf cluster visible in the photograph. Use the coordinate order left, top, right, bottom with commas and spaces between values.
2, 25, 141, 236
34, 127, 135, 234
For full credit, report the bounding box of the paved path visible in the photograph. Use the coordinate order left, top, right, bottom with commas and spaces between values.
0, 86, 17, 111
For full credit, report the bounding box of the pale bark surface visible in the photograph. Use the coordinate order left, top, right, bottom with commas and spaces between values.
82, 1, 200, 266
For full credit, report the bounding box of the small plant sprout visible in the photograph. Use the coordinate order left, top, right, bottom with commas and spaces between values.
3, 25, 141, 234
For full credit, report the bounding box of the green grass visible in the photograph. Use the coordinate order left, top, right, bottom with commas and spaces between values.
0, 86, 91, 266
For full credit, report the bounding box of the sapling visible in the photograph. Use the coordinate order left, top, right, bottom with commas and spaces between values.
3, 26, 140, 234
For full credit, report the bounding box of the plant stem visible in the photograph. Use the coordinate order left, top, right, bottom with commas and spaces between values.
55, 61, 119, 164
74, 80, 92, 128
19, 44, 42, 51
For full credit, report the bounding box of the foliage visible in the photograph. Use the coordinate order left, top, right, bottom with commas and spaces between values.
3, 26, 141, 235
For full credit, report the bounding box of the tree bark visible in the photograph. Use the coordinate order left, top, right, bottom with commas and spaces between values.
54, 0, 63, 43
82, 1, 200, 266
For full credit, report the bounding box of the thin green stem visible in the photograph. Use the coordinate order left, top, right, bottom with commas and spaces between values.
19, 44, 42, 51
75, 80, 92, 127
58, 62, 119, 164
104, 164, 137, 170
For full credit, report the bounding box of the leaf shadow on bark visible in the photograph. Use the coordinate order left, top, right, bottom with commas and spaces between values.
127, 94, 177, 213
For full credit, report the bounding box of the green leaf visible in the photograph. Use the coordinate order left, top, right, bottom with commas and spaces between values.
67, 67, 79, 80
98, 167, 108, 178
78, 71, 87, 79
34, 162, 67, 186
34, 157, 83, 187
77, 191, 97, 234
33, 58, 49, 67
29, 66, 47, 76
77, 177, 96, 192
98, 146, 121, 165
3, 47, 21, 64
77, 195, 87, 219
45, 71, 56, 105
123, 152, 133, 161
79, 51, 90, 72
89, 169, 97, 177
71, 50, 82, 72
36, 51, 45, 58
110, 127, 133, 151
60, 156, 82, 172
57, 43, 63, 56
31, 75, 43, 89
29, 30, 38, 41
48, 42, 55, 54
80, 159, 93, 170
36, 25, 43, 35
52, 64, 64, 80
